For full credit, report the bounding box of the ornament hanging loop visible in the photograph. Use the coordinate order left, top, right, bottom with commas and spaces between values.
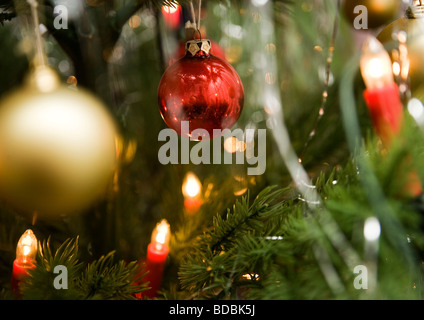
184, 22, 202, 40
26, 0, 47, 68
25, 0, 60, 92
196, 28, 202, 40
187, 0, 202, 40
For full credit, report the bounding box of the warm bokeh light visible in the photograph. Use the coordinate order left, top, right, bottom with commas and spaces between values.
182, 172, 203, 214
16, 229, 38, 263
66, 75, 78, 86
242, 273, 260, 280
363, 217, 381, 242
224, 136, 246, 153
161, 2, 181, 29
29, 66, 60, 93
392, 61, 400, 76
162, 4, 179, 14
128, 15, 141, 29
360, 36, 394, 90
182, 172, 202, 198
151, 219, 170, 248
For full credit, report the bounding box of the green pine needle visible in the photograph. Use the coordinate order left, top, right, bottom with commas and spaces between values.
21, 237, 147, 300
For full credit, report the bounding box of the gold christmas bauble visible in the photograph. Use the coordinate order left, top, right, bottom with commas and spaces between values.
342, 0, 402, 29
0, 67, 119, 220
377, 10, 424, 96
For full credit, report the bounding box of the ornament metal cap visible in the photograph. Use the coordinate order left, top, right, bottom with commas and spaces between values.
185, 39, 212, 56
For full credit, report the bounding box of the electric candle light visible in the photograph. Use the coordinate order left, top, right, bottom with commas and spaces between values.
360, 36, 422, 197
161, 2, 182, 29
182, 172, 203, 214
360, 36, 403, 144
11, 229, 38, 297
139, 219, 170, 299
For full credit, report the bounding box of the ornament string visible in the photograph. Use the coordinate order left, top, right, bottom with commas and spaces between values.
198, 0, 202, 32
187, 0, 202, 39
298, 0, 341, 163
26, 0, 47, 67
189, 1, 196, 29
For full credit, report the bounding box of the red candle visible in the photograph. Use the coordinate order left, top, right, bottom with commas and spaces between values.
363, 82, 403, 145
138, 219, 170, 299
182, 172, 203, 214
360, 36, 404, 145
184, 197, 203, 214
360, 36, 422, 197
11, 229, 37, 298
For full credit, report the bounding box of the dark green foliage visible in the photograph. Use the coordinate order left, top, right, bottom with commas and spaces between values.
77, 252, 147, 300
21, 237, 147, 299
177, 123, 424, 299
178, 187, 290, 298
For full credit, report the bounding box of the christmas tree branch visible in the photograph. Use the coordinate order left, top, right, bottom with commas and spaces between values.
21, 236, 147, 299
178, 186, 291, 297
78, 251, 147, 300
207, 186, 288, 254
179, 143, 424, 299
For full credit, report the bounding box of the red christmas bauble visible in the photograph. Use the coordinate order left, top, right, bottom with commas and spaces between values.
158, 39, 244, 140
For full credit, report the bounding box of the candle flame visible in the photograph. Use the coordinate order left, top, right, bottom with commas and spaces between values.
366, 58, 385, 79
360, 36, 394, 90
162, 3, 179, 14
16, 229, 38, 262
182, 172, 202, 198
151, 219, 170, 247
